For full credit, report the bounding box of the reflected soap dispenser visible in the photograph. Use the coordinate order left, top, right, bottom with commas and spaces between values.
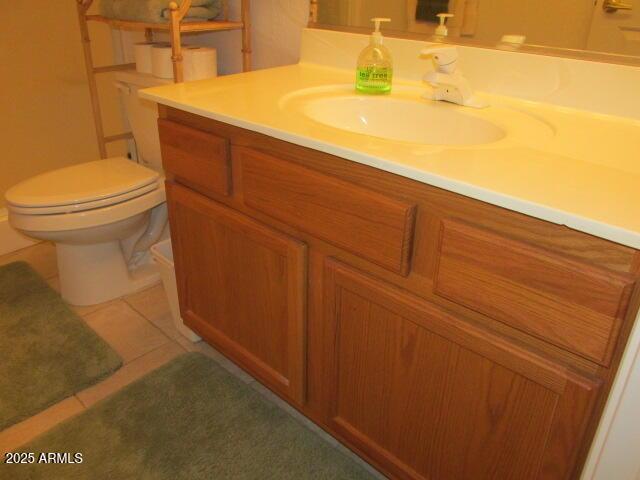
356, 18, 393, 94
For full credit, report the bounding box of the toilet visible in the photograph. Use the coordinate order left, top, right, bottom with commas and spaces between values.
5, 71, 171, 306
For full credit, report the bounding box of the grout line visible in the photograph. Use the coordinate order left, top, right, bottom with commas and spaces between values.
75, 301, 116, 319
0, 242, 46, 263
122, 293, 177, 345
79, 295, 181, 365
125, 337, 184, 365
74, 394, 89, 409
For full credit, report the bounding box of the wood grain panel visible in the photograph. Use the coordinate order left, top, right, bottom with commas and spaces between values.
435, 220, 636, 365
324, 259, 600, 480
160, 107, 640, 479
164, 106, 640, 276
238, 147, 417, 276
158, 118, 231, 197
167, 182, 307, 404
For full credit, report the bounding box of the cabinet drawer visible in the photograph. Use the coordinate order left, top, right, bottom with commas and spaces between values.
158, 119, 231, 197
435, 220, 636, 365
238, 147, 417, 276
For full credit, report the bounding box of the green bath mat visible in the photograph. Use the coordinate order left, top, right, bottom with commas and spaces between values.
0, 262, 122, 430
4, 353, 377, 480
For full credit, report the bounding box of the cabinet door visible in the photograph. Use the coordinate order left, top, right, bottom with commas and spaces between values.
324, 259, 600, 480
167, 182, 307, 404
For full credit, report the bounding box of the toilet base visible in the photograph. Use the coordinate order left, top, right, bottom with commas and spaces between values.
57, 241, 161, 306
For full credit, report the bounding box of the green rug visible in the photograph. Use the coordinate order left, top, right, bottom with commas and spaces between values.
0, 261, 122, 430
3, 353, 378, 480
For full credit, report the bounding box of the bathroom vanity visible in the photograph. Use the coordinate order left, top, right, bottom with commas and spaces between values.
142, 29, 640, 480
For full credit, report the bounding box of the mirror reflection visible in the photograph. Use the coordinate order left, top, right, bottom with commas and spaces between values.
312, 0, 640, 59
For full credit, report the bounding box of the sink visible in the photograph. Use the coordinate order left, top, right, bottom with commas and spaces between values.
299, 95, 506, 146
279, 85, 555, 148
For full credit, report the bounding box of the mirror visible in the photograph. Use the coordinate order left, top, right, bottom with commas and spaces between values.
309, 0, 640, 64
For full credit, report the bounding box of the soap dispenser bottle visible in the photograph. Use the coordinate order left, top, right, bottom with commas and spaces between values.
356, 18, 393, 94
435, 13, 454, 37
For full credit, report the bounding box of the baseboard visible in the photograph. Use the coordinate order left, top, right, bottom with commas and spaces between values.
0, 208, 37, 256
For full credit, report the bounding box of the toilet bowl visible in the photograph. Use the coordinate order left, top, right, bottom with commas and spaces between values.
5, 71, 172, 306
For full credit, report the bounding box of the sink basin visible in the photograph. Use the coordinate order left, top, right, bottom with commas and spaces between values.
301, 95, 506, 146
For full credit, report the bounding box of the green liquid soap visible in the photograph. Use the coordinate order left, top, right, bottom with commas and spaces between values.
355, 18, 394, 95
356, 66, 393, 94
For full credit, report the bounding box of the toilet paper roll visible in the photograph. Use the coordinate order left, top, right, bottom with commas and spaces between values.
183, 47, 218, 82
151, 44, 174, 79
134, 42, 154, 74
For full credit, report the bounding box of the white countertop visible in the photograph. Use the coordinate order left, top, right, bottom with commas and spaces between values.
140, 63, 640, 249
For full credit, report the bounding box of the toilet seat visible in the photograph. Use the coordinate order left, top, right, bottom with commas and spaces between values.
7, 181, 160, 215
9, 183, 166, 234
6, 157, 160, 214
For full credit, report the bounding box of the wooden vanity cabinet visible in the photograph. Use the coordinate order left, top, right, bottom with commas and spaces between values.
166, 182, 307, 405
159, 106, 640, 480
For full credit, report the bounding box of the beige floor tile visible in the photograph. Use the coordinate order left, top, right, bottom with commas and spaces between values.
76, 342, 185, 408
45, 276, 118, 317
83, 300, 170, 363
125, 284, 205, 350
125, 284, 177, 335
0, 397, 85, 452
0, 242, 57, 279
125, 284, 171, 324
71, 301, 118, 317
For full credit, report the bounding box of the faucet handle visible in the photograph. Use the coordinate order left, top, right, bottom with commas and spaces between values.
420, 46, 458, 74
423, 71, 454, 85
420, 46, 488, 109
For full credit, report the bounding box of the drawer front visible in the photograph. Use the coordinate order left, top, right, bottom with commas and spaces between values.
239, 147, 417, 276
158, 119, 231, 197
435, 220, 636, 365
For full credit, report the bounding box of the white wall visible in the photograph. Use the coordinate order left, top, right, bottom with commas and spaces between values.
0, 1, 126, 209
582, 308, 640, 479
199, 0, 310, 72
120, 0, 309, 74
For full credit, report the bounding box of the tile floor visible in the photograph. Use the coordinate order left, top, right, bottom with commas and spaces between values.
0, 242, 384, 478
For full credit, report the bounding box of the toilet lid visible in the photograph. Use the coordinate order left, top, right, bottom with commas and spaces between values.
6, 157, 160, 208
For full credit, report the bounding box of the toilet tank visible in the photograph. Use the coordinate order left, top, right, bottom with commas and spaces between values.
114, 71, 172, 172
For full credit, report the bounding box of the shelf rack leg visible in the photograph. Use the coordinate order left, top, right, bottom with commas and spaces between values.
169, 1, 191, 83
241, 0, 252, 71
76, 0, 108, 159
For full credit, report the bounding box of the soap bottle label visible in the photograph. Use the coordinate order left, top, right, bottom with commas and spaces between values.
356, 66, 393, 94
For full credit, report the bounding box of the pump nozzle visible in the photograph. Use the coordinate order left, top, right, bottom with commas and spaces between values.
435, 13, 454, 36
370, 17, 391, 44
371, 17, 391, 32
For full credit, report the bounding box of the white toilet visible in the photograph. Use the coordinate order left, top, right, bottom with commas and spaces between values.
6, 71, 171, 306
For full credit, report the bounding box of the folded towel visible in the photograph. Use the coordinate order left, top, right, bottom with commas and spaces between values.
100, 0, 223, 23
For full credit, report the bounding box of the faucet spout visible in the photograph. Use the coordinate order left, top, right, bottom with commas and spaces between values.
420, 46, 487, 109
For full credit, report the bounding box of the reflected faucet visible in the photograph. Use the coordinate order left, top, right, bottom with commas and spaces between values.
420, 46, 487, 109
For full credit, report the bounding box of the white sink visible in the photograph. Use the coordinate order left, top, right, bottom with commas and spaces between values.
302, 95, 506, 146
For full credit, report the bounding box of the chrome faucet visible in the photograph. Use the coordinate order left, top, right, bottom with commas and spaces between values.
420, 46, 487, 108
